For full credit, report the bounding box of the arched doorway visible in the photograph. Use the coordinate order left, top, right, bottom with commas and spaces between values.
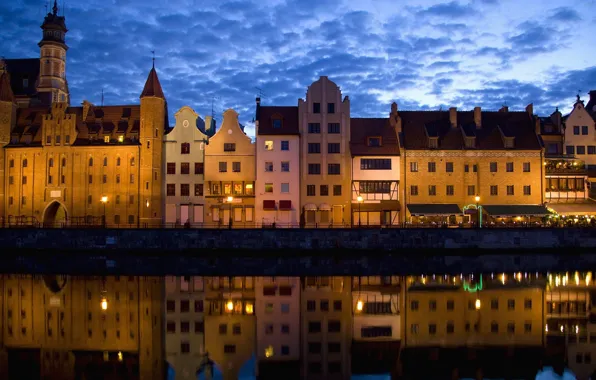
43, 201, 68, 227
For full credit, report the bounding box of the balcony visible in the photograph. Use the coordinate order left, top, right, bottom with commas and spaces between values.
545, 158, 586, 175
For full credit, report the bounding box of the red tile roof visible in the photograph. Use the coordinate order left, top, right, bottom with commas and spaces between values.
350, 118, 400, 156
257, 106, 299, 135
140, 67, 165, 99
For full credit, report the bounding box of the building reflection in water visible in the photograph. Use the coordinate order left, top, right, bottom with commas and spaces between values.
0, 273, 594, 380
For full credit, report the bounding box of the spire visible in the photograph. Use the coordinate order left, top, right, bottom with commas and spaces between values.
53, 0, 58, 15
140, 66, 165, 99
0, 72, 15, 102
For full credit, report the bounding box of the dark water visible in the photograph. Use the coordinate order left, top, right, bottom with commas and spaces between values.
0, 273, 593, 380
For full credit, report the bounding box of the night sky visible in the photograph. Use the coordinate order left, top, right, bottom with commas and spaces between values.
1, 0, 595, 137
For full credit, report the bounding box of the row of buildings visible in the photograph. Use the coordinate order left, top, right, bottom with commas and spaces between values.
1, 2, 596, 229
1, 273, 595, 380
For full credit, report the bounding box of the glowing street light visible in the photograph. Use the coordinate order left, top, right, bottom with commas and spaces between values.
357, 196, 363, 227
226, 300, 234, 312
356, 300, 364, 312
474, 195, 482, 228
101, 296, 108, 311
101, 196, 108, 227
475, 299, 481, 310
226, 196, 234, 229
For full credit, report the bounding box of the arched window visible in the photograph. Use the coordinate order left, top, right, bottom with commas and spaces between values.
61, 158, 66, 167
89, 157, 93, 167
103, 157, 108, 167
48, 158, 54, 168
130, 157, 135, 166
147, 141, 150, 149
155, 129, 158, 138
116, 157, 121, 166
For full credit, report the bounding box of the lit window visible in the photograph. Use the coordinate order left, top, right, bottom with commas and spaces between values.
264, 141, 273, 151
265, 345, 274, 358
104, 136, 110, 143
118, 135, 124, 143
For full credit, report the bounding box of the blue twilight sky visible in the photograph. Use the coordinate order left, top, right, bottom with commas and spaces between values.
1, 0, 596, 137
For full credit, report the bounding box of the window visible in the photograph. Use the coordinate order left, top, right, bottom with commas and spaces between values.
167, 321, 176, 333
308, 164, 321, 174
128, 215, 134, 224
491, 299, 499, 310
88, 175, 92, 184
428, 185, 436, 196
308, 342, 321, 354
328, 143, 340, 153
574, 126, 580, 135
429, 300, 437, 311
264, 183, 273, 193
320, 185, 328, 196
473, 164, 478, 172
65, 135, 70, 144
468, 185, 475, 196
507, 185, 514, 195
360, 159, 391, 170
102, 175, 107, 184
281, 346, 289, 356
232, 162, 241, 172
195, 162, 204, 174
490, 162, 497, 172
181, 184, 190, 196
491, 322, 499, 333
264, 162, 273, 172
490, 185, 498, 196
129, 174, 134, 184
524, 299, 532, 310
446, 185, 454, 196
410, 324, 419, 334
224, 345, 236, 354
223, 143, 235, 152
367, 136, 381, 147
506, 162, 513, 172
328, 164, 340, 175
219, 162, 227, 172
195, 300, 204, 312
280, 140, 289, 150
194, 184, 204, 196
410, 300, 419, 311
129, 195, 134, 204
507, 299, 515, 310
9, 159, 13, 168
313, 103, 320, 113
446, 162, 453, 172
327, 103, 335, 113
307, 300, 316, 311
166, 162, 176, 175
410, 162, 418, 172
308, 143, 320, 153
428, 162, 436, 172
281, 161, 290, 172
181, 163, 190, 174
273, 119, 282, 128
307, 185, 315, 196
195, 321, 204, 333
523, 185, 531, 195
507, 323, 515, 334
308, 123, 320, 133
577, 146, 586, 155
181, 342, 190, 354
410, 185, 418, 196
264, 141, 273, 151
47, 136, 52, 144
447, 300, 454, 310
524, 322, 531, 333
308, 322, 321, 333
523, 162, 530, 172
328, 123, 340, 133
22, 176, 27, 185
281, 183, 289, 193
219, 324, 227, 335
233, 324, 241, 335
333, 185, 342, 196
429, 324, 437, 335
582, 125, 589, 135
566, 145, 575, 155
446, 321, 455, 334
328, 320, 340, 332
116, 174, 120, 184
180, 321, 190, 333
179, 143, 190, 154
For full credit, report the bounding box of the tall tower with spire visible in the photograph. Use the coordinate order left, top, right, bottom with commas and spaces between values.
37, 0, 69, 105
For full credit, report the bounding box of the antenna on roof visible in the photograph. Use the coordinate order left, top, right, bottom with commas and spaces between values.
211, 95, 221, 121
255, 87, 266, 99
151, 50, 155, 68
101, 88, 104, 107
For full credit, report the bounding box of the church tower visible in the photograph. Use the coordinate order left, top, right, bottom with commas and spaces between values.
37, 0, 69, 105
139, 61, 166, 227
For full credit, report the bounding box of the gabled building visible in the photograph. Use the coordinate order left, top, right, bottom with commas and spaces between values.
349, 103, 401, 226
163, 106, 211, 226
564, 94, 596, 170
400, 105, 547, 225
255, 99, 300, 227
204, 109, 255, 227
299, 77, 352, 227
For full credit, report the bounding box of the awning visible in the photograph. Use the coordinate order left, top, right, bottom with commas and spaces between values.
279, 200, 292, 210
303, 203, 317, 211
548, 200, 596, 216
319, 203, 331, 211
262, 200, 276, 210
482, 205, 551, 217
407, 204, 462, 216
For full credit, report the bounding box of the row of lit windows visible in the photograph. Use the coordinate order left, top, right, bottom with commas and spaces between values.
409, 161, 532, 173
8, 156, 135, 169
410, 298, 532, 311
409, 184, 532, 196
547, 178, 585, 191
210, 182, 254, 196
410, 321, 533, 335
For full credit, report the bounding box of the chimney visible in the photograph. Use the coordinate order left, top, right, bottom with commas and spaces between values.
474, 107, 481, 129
81, 100, 93, 120
389, 102, 401, 133
499, 106, 508, 113
449, 107, 457, 128
255, 97, 261, 125
589, 90, 596, 103
526, 103, 533, 117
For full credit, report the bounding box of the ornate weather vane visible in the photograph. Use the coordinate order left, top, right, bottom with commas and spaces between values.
151, 50, 155, 68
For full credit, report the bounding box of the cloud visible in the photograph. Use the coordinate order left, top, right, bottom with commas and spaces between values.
0, 0, 594, 133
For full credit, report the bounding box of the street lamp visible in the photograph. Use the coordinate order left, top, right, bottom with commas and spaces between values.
357, 195, 363, 227
474, 195, 481, 228
101, 196, 108, 227
226, 196, 233, 229
475, 298, 481, 310
100, 295, 108, 311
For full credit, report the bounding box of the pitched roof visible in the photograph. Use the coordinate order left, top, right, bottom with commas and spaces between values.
350, 118, 400, 156
586, 91, 596, 121
257, 106, 299, 135
3, 58, 40, 98
400, 110, 541, 150
0, 72, 15, 102
140, 67, 165, 99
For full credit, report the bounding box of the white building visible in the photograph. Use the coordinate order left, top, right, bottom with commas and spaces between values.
255, 99, 300, 227
255, 276, 301, 377
163, 106, 211, 226
165, 276, 206, 380
350, 108, 401, 226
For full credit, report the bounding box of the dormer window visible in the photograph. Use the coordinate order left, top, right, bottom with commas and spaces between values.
273, 119, 282, 129
428, 137, 438, 149
367, 137, 382, 147
503, 137, 515, 149
464, 137, 476, 149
